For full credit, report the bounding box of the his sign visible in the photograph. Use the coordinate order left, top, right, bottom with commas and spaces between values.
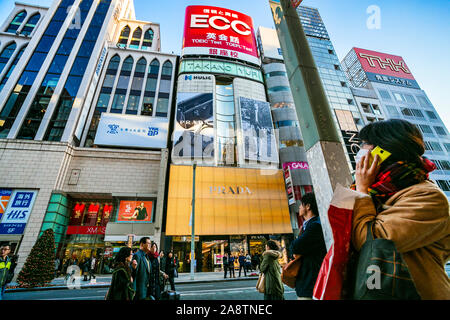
0, 190, 38, 234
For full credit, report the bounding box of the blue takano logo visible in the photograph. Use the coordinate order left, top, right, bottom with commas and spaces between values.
107, 124, 120, 134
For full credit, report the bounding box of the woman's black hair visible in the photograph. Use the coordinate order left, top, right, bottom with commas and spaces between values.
358, 119, 425, 165
151, 241, 158, 252
114, 246, 132, 265
266, 240, 280, 251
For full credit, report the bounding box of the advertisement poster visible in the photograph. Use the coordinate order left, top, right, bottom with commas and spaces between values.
238, 97, 278, 163
117, 200, 153, 223
182, 6, 260, 65
0, 190, 38, 235
94, 113, 169, 149
0, 189, 12, 220
172, 92, 215, 163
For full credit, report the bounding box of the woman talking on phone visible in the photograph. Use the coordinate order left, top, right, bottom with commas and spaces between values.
351, 119, 449, 300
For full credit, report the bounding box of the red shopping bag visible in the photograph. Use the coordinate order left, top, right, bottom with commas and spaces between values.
313, 184, 361, 300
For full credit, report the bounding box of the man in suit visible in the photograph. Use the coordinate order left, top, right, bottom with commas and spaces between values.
131, 237, 152, 300
290, 193, 327, 300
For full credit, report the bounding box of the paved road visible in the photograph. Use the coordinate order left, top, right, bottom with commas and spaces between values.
4, 279, 297, 300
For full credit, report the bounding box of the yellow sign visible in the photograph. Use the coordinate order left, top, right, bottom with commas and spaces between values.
166, 166, 292, 236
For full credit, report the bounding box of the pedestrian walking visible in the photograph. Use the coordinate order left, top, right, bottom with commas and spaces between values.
105, 247, 135, 300
246, 253, 252, 272
228, 254, 236, 278
290, 192, 327, 300
81, 258, 90, 281
223, 253, 229, 278
54, 257, 60, 278
0, 243, 12, 300
238, 250, 247, 277
159, 250, 166, 273
165, 251, 177, 291
260, 240, 284, 300
351, 119, 450, 300
147, 242, 168, 300
89, 256, 96, 281
131, 237, 152, 300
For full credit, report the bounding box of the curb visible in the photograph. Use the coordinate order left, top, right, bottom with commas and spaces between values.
5, 276, 259, 293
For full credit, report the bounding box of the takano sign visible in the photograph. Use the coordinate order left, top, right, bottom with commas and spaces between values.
182, 6, 260, 65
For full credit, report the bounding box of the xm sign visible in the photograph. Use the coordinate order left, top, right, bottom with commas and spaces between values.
0, 190, 38, 235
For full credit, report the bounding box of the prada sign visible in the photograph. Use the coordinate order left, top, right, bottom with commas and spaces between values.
210, 186, 252, 195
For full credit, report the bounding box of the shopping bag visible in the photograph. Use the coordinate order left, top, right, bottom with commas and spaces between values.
281, 256, 302, 289
313, 184, 362, 300
256, 273, 265, 293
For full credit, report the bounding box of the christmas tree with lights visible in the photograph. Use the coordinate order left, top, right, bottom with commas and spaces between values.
17, 229, 56, 288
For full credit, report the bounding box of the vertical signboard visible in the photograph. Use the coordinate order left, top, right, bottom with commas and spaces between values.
238, 97, 278, 164
182, 6, 260, 65
0, 190, 38, 235
283, 167, 295, 205
172, 91, 215, 164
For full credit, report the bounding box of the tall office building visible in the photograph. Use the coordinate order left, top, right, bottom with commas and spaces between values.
0, 0, 177, 276
342, 48, 450, 198
164, 5, 292, 272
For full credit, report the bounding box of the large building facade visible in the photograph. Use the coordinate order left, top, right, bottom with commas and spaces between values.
0, 0, 176, 277
164, 6, 292, 272
342, 47, 450, 199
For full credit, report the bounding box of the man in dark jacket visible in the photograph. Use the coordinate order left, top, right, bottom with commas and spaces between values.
290, 192, 327, 300
238, 250, 247, 277
131, 237, 152, 300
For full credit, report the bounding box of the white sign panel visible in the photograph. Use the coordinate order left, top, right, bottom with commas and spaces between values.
94, 113, 169, 149
258, 26, 283, 61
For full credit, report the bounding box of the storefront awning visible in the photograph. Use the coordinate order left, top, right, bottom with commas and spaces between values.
166, 166, 292, 236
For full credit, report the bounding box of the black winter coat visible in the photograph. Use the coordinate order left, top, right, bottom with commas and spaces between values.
290, 216, 327, 298
106, 263, 135, 300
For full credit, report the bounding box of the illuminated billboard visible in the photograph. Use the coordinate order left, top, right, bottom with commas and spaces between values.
354, 47, 420, 89
182, 6, 260, 65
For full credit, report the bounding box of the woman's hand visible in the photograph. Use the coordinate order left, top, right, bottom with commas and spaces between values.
355, 153, 380, 194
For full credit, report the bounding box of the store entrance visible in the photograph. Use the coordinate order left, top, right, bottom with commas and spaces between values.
201, 240, 228, 272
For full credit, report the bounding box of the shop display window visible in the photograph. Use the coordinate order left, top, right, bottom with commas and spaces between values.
68, 200, 114, 227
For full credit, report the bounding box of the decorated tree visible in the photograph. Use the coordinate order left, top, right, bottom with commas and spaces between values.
17, 229, 56, 288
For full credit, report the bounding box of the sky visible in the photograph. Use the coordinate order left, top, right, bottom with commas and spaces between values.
1, 0, 449, 129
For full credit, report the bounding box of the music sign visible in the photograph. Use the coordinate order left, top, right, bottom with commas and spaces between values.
182, 6, 260, 65
0, 190, 38, 235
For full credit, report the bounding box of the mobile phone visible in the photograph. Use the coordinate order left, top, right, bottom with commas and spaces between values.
371, 146, 391, 165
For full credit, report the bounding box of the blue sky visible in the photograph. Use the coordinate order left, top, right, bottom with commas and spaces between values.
1, 0, 449, 128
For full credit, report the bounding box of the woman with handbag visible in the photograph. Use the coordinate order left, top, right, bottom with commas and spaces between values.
105, 247, 135, 300
259, 240, 284, 300
352, 119, 450, 300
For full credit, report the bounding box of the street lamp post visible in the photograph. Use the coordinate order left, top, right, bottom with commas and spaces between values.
190, 162, 197, 280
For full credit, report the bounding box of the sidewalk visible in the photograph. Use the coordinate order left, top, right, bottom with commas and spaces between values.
5, 271, 259, 293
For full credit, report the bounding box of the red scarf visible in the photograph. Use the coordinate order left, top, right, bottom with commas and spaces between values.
148, 251, 159, 259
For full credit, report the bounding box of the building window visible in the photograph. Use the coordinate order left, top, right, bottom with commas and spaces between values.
267, 86, 290, 94
361, 103, 372, 114
274, 120, 299, 128
216, 79, 236, 166
444, 143, 450, 153
6, 10, 27, 33
126, 57, 146, 114
142, 59, 159, 116
335, 109, 358, 131
155, 60, 172, 117
436, 180, 450, 192
418, 124, 433, 135
0, 45, 26, 92
111, 56, 133, 113
142, 28, 154, 50
265, 71, 287, 78
129, 27, 142, 49
20, 12, 40, 36
118, 25, 130, 48
0, 42, 17, 74
434, 126, 447, 136
378, 89, 392, 101
417, 95, 430, 108
426, 111, 437, 120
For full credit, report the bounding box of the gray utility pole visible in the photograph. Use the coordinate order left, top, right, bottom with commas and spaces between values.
190, 162, 197, 280
270, 0, 353, 250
